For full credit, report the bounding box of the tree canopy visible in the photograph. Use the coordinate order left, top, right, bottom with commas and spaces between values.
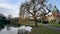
19, 0, 52, 26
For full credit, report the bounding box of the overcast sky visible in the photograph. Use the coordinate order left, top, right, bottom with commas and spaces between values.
0, 0, 60, 17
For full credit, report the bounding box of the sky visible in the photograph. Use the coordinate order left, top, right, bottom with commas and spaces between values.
0, 0, 60, 17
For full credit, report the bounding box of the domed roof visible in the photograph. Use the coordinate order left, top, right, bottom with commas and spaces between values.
52, 5, 59, 13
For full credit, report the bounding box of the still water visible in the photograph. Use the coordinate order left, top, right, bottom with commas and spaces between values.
0, 26, 32, 34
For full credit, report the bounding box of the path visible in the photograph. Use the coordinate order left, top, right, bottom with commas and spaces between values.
42, 24, 60, 31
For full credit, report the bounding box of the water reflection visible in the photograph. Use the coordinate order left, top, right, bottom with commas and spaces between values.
0, 26, 18, 34
0, 26, 32, 34
18, 26, 32, 34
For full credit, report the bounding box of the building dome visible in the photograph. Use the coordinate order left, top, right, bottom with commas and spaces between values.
52, 5, 59, 13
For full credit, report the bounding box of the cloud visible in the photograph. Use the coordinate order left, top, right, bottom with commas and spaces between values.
0, 0, 7, 3
0, 2, 19, 17
0, 0, 31, 17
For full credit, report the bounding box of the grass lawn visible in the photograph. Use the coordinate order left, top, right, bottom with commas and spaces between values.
29, 26, 60, 34
49, 23, 60, 28
23, 23, 60, 34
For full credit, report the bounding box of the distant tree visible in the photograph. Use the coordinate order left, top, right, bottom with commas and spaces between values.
0, 13, 7, 29
19, 0, 52, 26
7, 15, 13, 25
12, 17, 19, 27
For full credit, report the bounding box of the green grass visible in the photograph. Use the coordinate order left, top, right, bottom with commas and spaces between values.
49, 23, 60, 28
29, 26, 60, 34
22, 23, 42, 26
23, 23, 60, 34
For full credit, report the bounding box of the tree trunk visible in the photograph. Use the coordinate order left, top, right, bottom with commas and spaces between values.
35, 19, 38, 26
34, 17, 38, 26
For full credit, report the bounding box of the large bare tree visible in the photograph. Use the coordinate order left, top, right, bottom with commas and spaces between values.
19, 0, 52, 26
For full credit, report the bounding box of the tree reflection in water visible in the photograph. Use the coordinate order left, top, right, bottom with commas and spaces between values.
0, 25, 32, 34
